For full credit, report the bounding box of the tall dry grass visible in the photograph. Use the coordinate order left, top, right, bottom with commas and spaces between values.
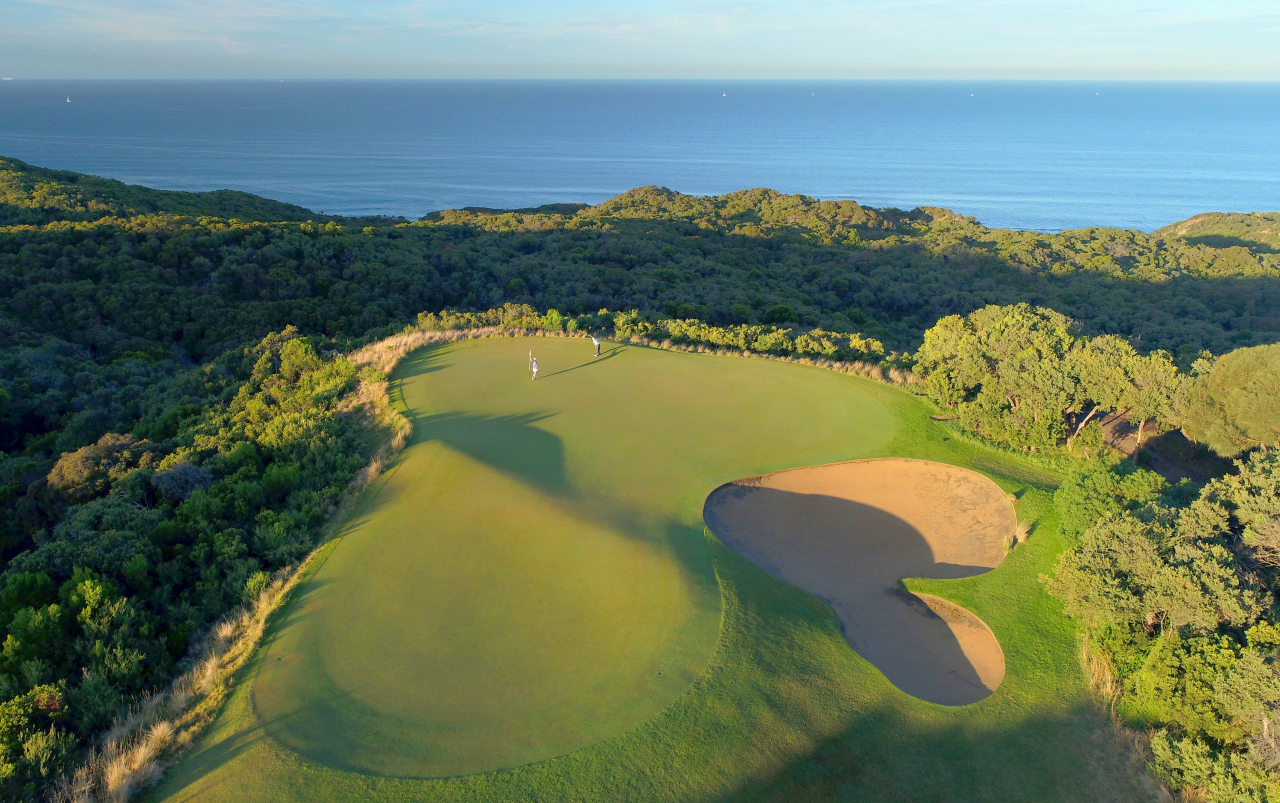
1082, 633, 1122, 715
1079, 633, 1172, 802
346, 325, 512, 375
49, 569, 312, 803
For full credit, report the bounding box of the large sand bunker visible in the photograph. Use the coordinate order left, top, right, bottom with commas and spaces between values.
703, 458, 1015, 705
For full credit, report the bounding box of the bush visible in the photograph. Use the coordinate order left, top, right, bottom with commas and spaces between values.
762, 304, 798, 324
1047, 452, 1280, 797
0, 328, 382, 797
612, 310, 653, 339
151, 462, 215, 502
1180, 344, 1280, 457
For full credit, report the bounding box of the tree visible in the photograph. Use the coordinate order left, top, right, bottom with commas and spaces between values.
1047, 452, 1280, 800
1125, 350, 1182, 448
46, 434, 157, 504
1180, 344, 1280, 457
917, 304, 1080, 449
1065, 335, 1136, 449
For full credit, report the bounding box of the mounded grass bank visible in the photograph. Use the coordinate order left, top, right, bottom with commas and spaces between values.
152, 337, 1151, 803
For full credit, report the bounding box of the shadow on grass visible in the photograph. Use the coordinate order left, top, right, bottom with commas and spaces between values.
407, 410, 569, 495
161, 575, 334, 796
223, 402, 725, 778
539, 345, 625, 377
690, 535, 1147, 803
399, 408, 717, 597
164, 577, 387, 789
710, 699, 1142, 803
160, 712, 271, 795
705, 484, 999, 706
394, 346, 453, 376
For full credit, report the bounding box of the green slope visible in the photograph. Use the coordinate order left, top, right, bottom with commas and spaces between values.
153, 337, 1148, 803
0, 155, 332, 224
1156, 210, 1280, 254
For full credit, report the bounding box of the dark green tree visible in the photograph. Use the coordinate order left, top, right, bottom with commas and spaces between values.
1180, 344, 1280, 457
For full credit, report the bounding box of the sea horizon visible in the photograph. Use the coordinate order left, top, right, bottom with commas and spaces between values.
2, 78, 1278, 232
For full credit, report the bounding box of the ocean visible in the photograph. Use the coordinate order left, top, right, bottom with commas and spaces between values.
1, 79, 1277, 232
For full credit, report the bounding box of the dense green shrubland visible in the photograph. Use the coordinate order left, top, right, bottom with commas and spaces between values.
651, 318, 884, 362
0, 330, 384, 798
0, 156, 382, 227
3, 156, 1280, 798
4, 156, 1280, 463
409, 302, 888, 363
1047, 452, 1280, 802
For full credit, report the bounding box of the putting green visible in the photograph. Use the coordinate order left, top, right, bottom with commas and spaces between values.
246, 337, 893, 777
156, 337, 1150, 803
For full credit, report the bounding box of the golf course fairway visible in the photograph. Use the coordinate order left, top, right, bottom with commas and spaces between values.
154, 337, 1151, 803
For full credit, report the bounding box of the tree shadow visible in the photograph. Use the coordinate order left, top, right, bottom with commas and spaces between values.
395, 346, 453, 376
1185, 234, 1278, 254
710, 698, 1143, 803
153, 578, 337, 798
405, 410, 570, 496
209, 401, 723, 781
704, 483, 1002, 706
397, 408, 715, 594
154, 698, 272, 796
159, 576, 388, 791
1138, 427, 1235, 485
540, 345, 625, 377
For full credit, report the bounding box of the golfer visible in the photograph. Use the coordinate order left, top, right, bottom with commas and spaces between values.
531, 356, 538, 380
592, 336, 600, 357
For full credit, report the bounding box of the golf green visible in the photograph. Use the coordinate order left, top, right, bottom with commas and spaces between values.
248, 338, 889, 777
155, 337, 1146, 803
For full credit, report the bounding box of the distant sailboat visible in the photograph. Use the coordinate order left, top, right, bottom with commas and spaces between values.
722, 92, 726, 97
66, 97, 70, 102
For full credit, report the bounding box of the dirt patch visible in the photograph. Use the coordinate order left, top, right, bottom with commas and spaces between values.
704, 458, 1015, 705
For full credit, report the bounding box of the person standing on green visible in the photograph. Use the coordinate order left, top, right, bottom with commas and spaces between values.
531, 356, 538, 380
592, 336, 600, 357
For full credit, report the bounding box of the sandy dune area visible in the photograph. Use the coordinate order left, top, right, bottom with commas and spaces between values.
703, 458, 1015, 705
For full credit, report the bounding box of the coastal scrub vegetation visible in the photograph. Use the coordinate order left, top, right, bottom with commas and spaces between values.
1046, 452, 1280, 802
2, 156, 1280, 799
0, 329, 391, 798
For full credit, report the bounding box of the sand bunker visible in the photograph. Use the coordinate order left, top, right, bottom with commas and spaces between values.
703, 458, 1014, 705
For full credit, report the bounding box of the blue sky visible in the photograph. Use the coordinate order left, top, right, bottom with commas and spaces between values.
3, 0, 1278, 79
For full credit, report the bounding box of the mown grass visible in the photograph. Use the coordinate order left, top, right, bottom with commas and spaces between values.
152, 337, 1150, 803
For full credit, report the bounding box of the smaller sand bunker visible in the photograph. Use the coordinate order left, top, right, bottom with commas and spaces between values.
704, 459, 1015, 705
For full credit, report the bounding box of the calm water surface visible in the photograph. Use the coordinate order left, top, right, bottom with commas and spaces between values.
1, 80, 1277, 231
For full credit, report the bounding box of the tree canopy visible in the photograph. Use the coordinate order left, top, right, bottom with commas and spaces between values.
914, 304, 1183, 452
1047, 453, 1280, 801
1, 157, 1279, 799
1180, 344, 1280, 457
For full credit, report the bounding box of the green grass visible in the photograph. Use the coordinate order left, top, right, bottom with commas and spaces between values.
153, 337, 1149, 803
